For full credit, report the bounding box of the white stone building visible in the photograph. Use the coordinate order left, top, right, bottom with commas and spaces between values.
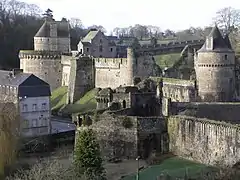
0, 69, 51, 138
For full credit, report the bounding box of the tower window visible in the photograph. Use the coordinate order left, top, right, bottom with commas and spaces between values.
110, 48, 113, 52
86, 48, 89, 52
224, 55, 228, 60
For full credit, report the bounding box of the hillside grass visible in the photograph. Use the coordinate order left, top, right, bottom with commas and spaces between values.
122, 157, 217, 180
154, 53, 181, 69
51, 87, 98, 114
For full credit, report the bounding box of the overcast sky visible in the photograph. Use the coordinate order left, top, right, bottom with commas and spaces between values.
22, 0, 240, 34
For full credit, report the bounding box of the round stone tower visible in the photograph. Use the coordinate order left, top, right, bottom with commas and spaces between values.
19, 17, 71, 91
126, 47, 136, 86
195, 25, 235, 102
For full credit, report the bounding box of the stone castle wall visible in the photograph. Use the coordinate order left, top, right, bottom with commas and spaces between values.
152, 77, 197, 102
95, 48, 161, 89
66, 55, 95, 104
170, 102, 240, 122
95, 58, 129, 88
168, 115, 240, 167
195, 51, 235, 101
19, 51, 62, 91
162, 80, 197, 102
88, 112, 167, 160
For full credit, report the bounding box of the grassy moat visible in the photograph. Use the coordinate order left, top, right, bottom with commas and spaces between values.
123, 156, 217, 180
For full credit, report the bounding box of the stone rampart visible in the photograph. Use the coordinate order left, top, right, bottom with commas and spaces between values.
171, 102, 240, 122
168, 115, 240, 167
19, 50, 62, 90
151, 77, 197, 102
94, 58, 128, 69
19, 50, 62, 59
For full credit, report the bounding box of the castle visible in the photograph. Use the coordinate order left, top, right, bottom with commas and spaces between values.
19, 17, 240, 168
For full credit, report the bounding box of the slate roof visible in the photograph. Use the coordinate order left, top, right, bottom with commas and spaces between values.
81, 42, 91, 46
82, 29, 99, 42
107, 36, 119, 41
198, 25, 233, 52
0, 70, 51, 97
223, 35, 232, 49
35, 20, 70, 38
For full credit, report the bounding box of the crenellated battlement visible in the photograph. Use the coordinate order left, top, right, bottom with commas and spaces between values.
94, 58, 128, 69
19, 50, 62, 59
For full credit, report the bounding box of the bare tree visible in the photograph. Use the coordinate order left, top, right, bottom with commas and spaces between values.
0, 102, 20, 178
69, 18, 83, 29
213, 7, 240, 34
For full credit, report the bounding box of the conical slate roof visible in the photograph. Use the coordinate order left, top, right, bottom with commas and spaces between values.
223, 34, 232, 49
35, 19, 70, 38
35, 21, 50, 37
198, 25, 233, 52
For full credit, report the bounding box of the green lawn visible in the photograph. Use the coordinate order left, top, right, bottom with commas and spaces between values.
154, 53, 181, 69
51, 87, 98, 114
122, 157, 217, 180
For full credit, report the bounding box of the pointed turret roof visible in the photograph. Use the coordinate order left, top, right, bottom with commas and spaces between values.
35, 21, 50, 37
35, 19, 70, 38
223, 34, 232, 49
198, 25, 233, 52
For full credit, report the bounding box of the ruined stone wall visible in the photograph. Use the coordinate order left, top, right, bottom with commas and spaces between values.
135, 54, 161, 79
19, 51, 62, 91
195, 51, 235, 101
112, 93, 131, 109
90, 113, 138, 160
170, 102, 240, 122
161, 79, 197, 102
89, 112, 167, 160
168, 115, 240, 167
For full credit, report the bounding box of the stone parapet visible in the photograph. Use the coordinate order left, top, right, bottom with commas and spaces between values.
19, 50, 62, 59
94, 58, 128, 69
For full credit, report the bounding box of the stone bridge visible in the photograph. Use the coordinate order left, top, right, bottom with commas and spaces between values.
137, 39, 204, 56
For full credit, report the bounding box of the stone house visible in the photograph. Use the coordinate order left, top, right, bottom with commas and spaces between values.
0, 69, 51, 138
78, 29, 117, 58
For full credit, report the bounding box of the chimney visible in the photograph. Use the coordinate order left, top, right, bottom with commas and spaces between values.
12, 68, 23, 76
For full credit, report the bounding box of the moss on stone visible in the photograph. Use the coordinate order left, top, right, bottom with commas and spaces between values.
121, 116, 133, 129
150, 76, 195, 85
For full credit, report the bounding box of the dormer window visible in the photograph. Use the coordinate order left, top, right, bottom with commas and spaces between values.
206, 37, 213, 50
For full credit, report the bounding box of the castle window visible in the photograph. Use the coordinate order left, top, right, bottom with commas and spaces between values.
100, 39, 102, 43
32, 104, 37, 111
99, 45, 103, 52
110, 48, 113, 52
224, 55, 228, 60
86, 48, 89, 52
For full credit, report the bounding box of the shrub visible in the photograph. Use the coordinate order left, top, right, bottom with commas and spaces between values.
5, 159, 81, 180
122, 116, 133, 129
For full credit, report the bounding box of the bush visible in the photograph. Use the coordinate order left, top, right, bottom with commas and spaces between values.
5, 159, 81, 180
122, 116, 133, 128
74, 128, 106, 180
